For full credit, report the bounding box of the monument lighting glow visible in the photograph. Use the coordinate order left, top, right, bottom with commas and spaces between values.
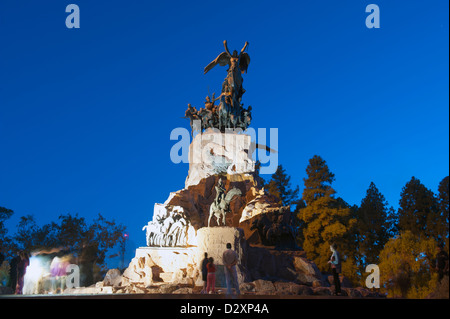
122, 41, 300, 290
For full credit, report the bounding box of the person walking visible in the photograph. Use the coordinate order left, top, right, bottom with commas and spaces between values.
328, 243, 341, 296
206, 257, 216, 294
222, 243, 240, 296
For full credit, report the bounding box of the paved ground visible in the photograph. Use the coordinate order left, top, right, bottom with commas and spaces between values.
0, 285, 381, 299
0, 292, 357, 299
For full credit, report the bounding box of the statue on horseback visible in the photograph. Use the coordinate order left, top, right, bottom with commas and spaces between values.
208, 179, 242, 227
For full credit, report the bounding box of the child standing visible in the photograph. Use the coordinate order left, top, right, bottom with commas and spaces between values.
206, 257, 216, 294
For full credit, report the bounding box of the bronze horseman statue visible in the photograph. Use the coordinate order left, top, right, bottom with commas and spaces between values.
185, 41, 252, 133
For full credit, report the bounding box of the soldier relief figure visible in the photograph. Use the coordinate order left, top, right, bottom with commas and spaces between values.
214, 178, 226, 207
142, 208, 190, 247
184, 41, 252, 132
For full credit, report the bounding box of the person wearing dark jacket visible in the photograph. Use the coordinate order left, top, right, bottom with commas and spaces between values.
328, 243, 342, 296
15, 251, 29, 294
200, 252, 208, 294
8, 253, 20, 292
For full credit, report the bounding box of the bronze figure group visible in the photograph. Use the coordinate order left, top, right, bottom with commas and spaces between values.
185, 41, 252, 133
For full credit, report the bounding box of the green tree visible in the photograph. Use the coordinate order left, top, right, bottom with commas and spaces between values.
265, 164, 300, 207
85, 213, 127, 267
298, 155, 357, 282
437, 176, 449, 243
12, 212, 126, 273
0, 206, 13, 238
14, 215, 59, 252
57, 213, 88, 250
0, 206, 14, 257
398, 177, 440, 241
357, 182, 395, 265
264, 164, 305, 245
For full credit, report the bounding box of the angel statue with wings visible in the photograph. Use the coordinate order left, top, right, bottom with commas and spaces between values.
185, 41, 252, 132
204, 40, 250, 110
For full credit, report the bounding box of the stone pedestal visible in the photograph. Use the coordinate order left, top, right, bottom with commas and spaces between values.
124, 227, 251, 287
122, 246, 198, 287
195, 227, 250, 286
134, 247, 197, 274
186, 130, 255, 188
128, 130, 301, 289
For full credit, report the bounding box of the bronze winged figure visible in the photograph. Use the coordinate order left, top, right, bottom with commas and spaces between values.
204, 40, 250, 75
204, 41, 250, 111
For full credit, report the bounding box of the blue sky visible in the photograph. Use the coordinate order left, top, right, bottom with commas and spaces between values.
1, 0, 448, 259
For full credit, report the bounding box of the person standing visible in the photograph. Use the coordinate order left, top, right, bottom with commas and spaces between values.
328, 243, 341, 296
15, 251, 29, 294
200, 252, 209, 294
79, 241, 96, 287
8, 252, 20, 292
206, 257, 216, 294
222, 243, 240, 296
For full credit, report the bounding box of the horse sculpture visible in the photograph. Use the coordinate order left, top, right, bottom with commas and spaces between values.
208, 187, 242, 227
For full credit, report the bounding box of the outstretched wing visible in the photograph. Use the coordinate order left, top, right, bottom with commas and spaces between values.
204, 51, 230, 74
239, 52, 250, 74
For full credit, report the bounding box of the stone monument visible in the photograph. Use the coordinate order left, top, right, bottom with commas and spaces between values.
122, 41, 317, 290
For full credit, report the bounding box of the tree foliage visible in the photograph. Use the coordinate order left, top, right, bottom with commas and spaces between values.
398, 177, 440, 241
357, 182, 396, 265
265, 164, 300, 207
298, 155, 357, 283
378, 230, 438, 298
1, 158, 447, 298
302, 155, 335, 205
0, 206, 14, 255
437, 176, 449, 242
3, 210, 126, 271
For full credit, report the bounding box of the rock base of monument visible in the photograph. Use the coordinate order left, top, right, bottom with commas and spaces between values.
122, 227, 250, 288
132, 247, 198, 284
62, 226, 384, 298
76, 130, 384, 297
119, 226, 327, 290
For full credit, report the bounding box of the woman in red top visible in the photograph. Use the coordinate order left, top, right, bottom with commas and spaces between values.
206, 257, 216, 294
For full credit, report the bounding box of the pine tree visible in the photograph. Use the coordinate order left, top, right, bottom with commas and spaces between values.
398, 177, 440, 241
302, 155, 335, 205
265, 164, 300, 207
437, 176, 449, 243
264, 165, 304, 245
357, 182, 394, 265
298, 155, 357, 280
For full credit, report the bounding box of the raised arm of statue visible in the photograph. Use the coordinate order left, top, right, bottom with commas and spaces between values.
223, 40, 232, 57
240, 41, 249, 54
